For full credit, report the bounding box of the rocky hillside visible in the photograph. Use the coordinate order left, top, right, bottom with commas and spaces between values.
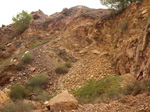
0, 0, 150, 111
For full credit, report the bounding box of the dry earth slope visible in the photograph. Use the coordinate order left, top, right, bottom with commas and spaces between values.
0, 0, 150, 111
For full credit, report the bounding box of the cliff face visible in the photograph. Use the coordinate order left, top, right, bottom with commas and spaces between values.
116, 13, 150, 80
87, 0, 150, 80
0, 6, 109, 88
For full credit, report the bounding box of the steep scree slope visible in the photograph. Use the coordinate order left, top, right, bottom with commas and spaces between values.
0, 0, 150, 93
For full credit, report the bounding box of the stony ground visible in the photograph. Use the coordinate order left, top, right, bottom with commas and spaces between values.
67, 93, 150, 112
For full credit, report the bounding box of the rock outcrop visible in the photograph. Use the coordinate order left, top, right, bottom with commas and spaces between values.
0, 25, 15, 46
116, 18, 150, 80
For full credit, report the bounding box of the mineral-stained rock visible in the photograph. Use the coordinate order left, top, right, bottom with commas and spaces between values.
47, 90, 78, 111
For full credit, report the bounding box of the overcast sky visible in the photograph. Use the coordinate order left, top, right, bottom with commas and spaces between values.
0, 0, 106, 26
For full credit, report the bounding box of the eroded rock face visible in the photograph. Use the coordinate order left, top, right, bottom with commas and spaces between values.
30, 10, 48, 27
47, 90, 78, 111
116, 19, 150, 80
0, 64, 16, 87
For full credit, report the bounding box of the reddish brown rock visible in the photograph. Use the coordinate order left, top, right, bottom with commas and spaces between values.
116, 18, 150, 80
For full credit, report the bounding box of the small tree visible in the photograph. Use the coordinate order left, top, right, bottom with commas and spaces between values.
12, 10, 32, 33
100, 0, 142, 13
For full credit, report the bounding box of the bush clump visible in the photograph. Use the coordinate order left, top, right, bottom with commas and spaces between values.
21, 53, 33, 64
123, 79, 150, 96
65, 61, 72, 68
9, 84, 29, 99
27, 74, 49, 89
100, 0, 142, 14
55, 61, 72, 74
55, 65, 69, 74
12, 10, 32, 33
0, 101, 33, 112
73, 76, 123, 104
123, 82, 142, 96
36, 92, 53, 101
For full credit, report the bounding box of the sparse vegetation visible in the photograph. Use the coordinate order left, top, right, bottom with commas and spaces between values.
12, 10, 33, 33
65, 61, 72, 68
55, 65, 69, 74
36, 92, 53, 101
30, 40, 49, 49
73, 76, 123, 104
21, 53, 33, 64
16, 62, 25, 71
74, 77, 150, 104
0, 45, 6, 51
55, 61, 72, 74
0, 59, 12, 70
27, 74, 49, 89
123, 79, 150, 96
0, 101, 33, 112
123, 82, 142, 96
100, 0, 142, 14
142, 79, 150, 91
9, 83, 29, 99
64, 30, 69, 35
0, 58, 3, 63
30, 42, 42, 49
142, 79, 150, 95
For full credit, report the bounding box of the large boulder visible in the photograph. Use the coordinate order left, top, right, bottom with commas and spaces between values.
47, 90, 78, 111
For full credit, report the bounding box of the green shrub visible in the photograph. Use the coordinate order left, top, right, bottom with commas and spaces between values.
0, 59, 12, 70
16, 62, 25, 71
100, 0, 142, 14
0, 45, 6, 51
21, 53, 33, 64
141, 79, 150, 90
55, 65, 69, 74
55, 61, 72, 74
141, 79, 150, 95
9, 84, 29, 99
123, 79, 150, 96
73, 76, 123, 104
65, 61, 72, 68
123, 84, 134, 95
132, 83, 142, 96
123, 82, 142, 96
27, 74, 49, 89
30, 40, 49, 49
36, 92, 53, 101
12, 10, 32, 33
0, 101, 33, 112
